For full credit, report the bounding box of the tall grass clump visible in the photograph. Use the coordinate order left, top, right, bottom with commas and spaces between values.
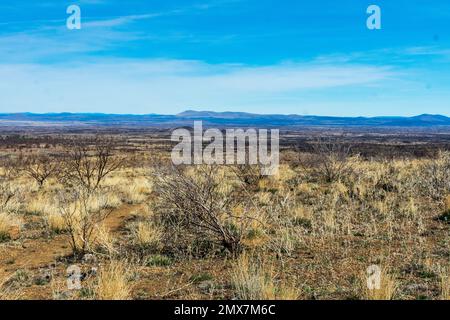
231, 253, 298, 300
95, 260, 132, 300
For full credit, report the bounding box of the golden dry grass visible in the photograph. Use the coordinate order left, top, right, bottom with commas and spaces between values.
105, 171, 152, 205
445, 195, 450, 212
95, 260, 132, 300
231, 253, 298, 300
26, 194, 53, 216
94, 224, 117, 256
440, 270, 450, 300
130, 221, 163, 249
44, 211, 66, 233
0, 212, 19, 241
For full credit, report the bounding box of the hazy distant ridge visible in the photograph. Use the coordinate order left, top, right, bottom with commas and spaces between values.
1, 111, 450, 127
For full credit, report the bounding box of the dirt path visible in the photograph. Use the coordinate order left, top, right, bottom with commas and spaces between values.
0, 203, 143, 298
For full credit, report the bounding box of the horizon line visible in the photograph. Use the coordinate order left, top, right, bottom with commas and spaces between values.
0, 111, 449, 119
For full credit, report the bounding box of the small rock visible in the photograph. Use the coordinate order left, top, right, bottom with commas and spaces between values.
198, 281, 215, 293
405, 283, 428, 292
33, 270, 52, 285
82, 254, 97, 264
88, 266, 98, 276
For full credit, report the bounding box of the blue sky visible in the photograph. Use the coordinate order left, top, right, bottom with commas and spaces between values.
0, 0, 449, 116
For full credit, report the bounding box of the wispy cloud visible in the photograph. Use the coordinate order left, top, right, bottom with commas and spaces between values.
401, 46, 450, 57
83, 13, 163, 28
81, 0, 237, 28
0, 28, 141, 63
0, 1, 234, 62
0, 58, 398, 114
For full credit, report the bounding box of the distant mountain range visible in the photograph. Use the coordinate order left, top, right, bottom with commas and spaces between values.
1, 110, 450, 128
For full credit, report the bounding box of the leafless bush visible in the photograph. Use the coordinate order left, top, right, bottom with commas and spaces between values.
0, 182, 15, 213
0, 157, 19, 212
53, 138, 124, 256
0, 156, 20, 182
20, 154, 59, 188
308, 138, 352, 183
57, 188, 114, 255
417, 151, 450, 201
62, 138, 124, 192
153, 165, 256, 255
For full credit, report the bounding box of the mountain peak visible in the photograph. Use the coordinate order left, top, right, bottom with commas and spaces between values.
177, 110, 257, 119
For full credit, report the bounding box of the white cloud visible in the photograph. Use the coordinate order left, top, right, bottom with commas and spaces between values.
0, 59, 396, 114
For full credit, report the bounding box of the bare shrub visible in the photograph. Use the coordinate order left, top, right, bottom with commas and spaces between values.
20, 154, 59, 189
0, 156, 19, 181
62, 138, 124, 193
0, 181, 16, 213
57, 188, 114, 255
154, 165, 256, 255
308, 138, 351, 183
0, 181, 20, 240
0, 157, 19, 213
0, 159, 21, 241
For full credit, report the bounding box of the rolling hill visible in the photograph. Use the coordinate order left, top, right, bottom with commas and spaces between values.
0, 111, 449, 128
